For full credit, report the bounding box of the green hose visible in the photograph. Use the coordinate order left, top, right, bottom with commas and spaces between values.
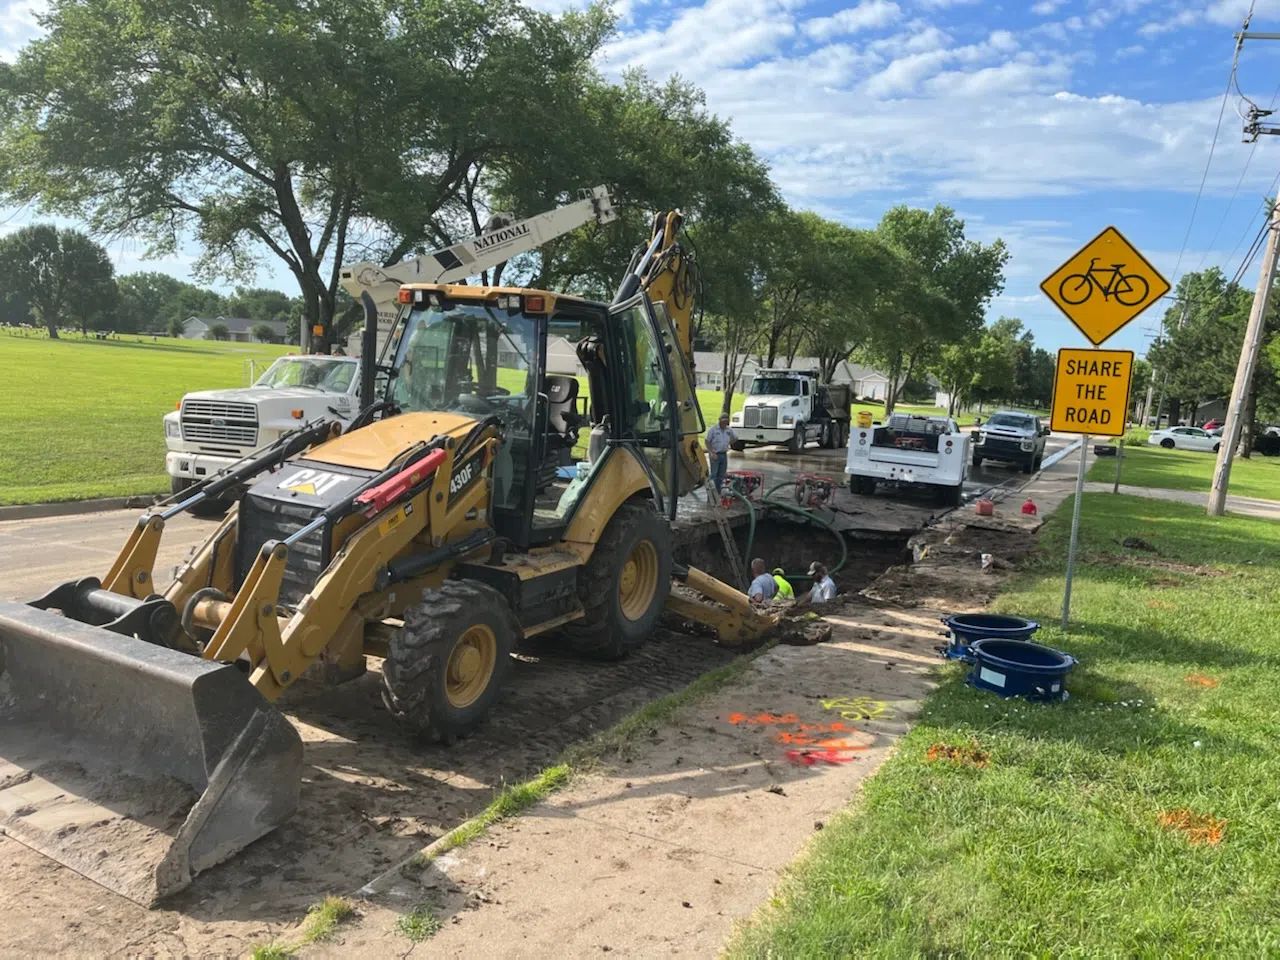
723, 488, 847, 581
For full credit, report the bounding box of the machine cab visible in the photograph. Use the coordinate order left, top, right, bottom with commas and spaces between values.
379, 285, 703, 550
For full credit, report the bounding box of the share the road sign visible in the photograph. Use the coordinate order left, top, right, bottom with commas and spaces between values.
1050, 348, 1134, 438
1040, 227, 1170, 346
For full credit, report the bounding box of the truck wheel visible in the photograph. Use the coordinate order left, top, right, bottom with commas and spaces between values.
564, 503, 673, 660
1033, 453, 1043, 471
972, 455, 983, 469
838, 423, 849, 447
382, 580, 517, 743
173, 476, 231, 518
1022, 456, 1034, 474
788, 424, 805, 454
849, 476, 875, 496
730, 440, 746, 452
935, 483, 962, 507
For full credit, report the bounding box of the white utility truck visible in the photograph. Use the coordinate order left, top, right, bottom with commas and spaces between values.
845, 412, 970, 505
729, 369, 852, 453
164, 355, 364, 509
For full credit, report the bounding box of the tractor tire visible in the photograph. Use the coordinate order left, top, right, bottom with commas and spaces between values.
382, 580, 517, 743
1161, 438, 1175, 449
788, 424, 805, 454
563, 503, 673, 660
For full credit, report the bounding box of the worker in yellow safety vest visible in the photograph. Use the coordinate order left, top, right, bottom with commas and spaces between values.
772, 568, 794, 599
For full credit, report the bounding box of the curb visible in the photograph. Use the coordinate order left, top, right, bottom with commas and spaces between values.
0, 495, 158, 523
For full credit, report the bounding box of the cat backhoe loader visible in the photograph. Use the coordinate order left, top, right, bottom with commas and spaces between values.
0, 210, 774, 906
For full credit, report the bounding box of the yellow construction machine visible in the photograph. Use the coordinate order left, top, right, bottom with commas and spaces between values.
0, 210, 775, 905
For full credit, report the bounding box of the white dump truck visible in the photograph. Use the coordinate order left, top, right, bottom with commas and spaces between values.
163, 354, 363, 510
729, 369, 852, 453
845, 412, 970, 505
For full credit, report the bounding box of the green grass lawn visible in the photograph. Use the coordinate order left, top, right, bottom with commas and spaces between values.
729, 494, 1280, 957
2, 334, 290, 504
1088, 443, 1280, 501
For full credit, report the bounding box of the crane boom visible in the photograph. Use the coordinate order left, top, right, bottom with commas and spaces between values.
340, 186, 616, 346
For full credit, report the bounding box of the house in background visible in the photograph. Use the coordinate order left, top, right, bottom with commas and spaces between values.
180, 316, 287, 343
689, 353, 889, 398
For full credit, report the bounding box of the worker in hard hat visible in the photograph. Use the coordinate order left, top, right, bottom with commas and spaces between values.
771, 567, 794, 599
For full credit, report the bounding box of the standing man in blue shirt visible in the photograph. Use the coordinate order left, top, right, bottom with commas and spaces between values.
705, 412, 736, 500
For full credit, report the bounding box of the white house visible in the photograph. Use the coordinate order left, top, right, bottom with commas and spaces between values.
181, 316, 287, 344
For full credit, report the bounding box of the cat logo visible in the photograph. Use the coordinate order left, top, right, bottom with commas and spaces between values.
279, 468, 349, 498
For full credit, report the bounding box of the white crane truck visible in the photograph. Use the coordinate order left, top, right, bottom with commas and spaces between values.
164, 187, 617, 511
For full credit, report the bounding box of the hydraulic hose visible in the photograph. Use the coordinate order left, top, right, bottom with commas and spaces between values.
722, 489, 847, 581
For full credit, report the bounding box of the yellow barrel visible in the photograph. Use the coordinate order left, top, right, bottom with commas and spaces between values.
856, 410, 874, 428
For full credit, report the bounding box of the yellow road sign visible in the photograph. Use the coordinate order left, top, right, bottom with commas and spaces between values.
1050, 348, 1134, 437
1040, 226, 1170, 345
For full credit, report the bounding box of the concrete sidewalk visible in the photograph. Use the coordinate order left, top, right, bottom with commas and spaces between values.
1083, 482, 1280, 522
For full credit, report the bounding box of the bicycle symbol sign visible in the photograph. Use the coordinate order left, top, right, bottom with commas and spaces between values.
1040, 226, 1170, 345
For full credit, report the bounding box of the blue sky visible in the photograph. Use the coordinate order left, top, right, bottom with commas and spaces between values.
5, 0, 1280, 355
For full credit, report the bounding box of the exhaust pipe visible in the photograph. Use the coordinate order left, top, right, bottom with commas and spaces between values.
0, 600, 302, 906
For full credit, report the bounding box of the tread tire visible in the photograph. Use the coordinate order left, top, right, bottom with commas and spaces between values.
563, 503, 673, 660
382, 579, 517, 743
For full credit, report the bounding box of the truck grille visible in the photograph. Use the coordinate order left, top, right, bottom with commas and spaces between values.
182, 400, 258, 447
983, 436, 1023, 454
236, 496, 328, 608
742, 406, 778, 429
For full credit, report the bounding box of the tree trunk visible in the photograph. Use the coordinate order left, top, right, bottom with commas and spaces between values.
720, 351, 736, 415
1168, 397, 1182, 426
883, 350, 904, 416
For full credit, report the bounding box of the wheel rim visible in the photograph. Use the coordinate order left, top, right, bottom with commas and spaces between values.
618, 538, 660, 621
445, 624, 498, 709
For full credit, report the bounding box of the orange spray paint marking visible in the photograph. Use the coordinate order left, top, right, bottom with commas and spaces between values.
1157, 809, 1227, 845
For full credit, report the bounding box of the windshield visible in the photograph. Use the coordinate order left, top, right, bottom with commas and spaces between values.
750, 377, 801, 396
389, 302, 539, 420
255, 357, 356, 393
987, 413, 1035, 430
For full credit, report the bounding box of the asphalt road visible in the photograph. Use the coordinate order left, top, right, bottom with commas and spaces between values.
0, 435, 1070, 603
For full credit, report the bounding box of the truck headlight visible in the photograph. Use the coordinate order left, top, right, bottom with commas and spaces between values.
165, 420, 181, 438
782, 416, 794, 425
1020, 440, 1033, 451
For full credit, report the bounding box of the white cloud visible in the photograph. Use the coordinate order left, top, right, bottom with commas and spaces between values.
802, 0, 900, 41
0, 0, 46, 62
1138, 8, 1202, 35
1031, 0, 1064, 14
1115, 43, 1145, 58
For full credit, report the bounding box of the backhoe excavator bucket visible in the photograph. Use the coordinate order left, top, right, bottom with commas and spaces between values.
0, 600, 303, 906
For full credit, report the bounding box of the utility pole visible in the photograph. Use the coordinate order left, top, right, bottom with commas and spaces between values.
1208, 200, 1280, 515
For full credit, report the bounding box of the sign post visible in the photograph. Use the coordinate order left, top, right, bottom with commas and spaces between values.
1041, 224, 1164, 631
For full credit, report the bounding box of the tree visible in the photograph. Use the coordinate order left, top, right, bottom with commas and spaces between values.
0, 224, 117, 338
0, 0, 609, 353
251, 322, 277, 343
1147, 269, 1252, 426
864, 206, 1009, 414
117, 272, 189, 334
208, 322, 230, 341
167, 315, 188, 338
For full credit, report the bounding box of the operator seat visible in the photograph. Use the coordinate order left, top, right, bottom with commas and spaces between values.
544, 375, 581, 466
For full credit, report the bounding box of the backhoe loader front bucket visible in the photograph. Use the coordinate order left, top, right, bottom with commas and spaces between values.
0, 600, 303, 906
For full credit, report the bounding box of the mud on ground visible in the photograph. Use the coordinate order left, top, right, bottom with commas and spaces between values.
0, 494, 1030, 957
